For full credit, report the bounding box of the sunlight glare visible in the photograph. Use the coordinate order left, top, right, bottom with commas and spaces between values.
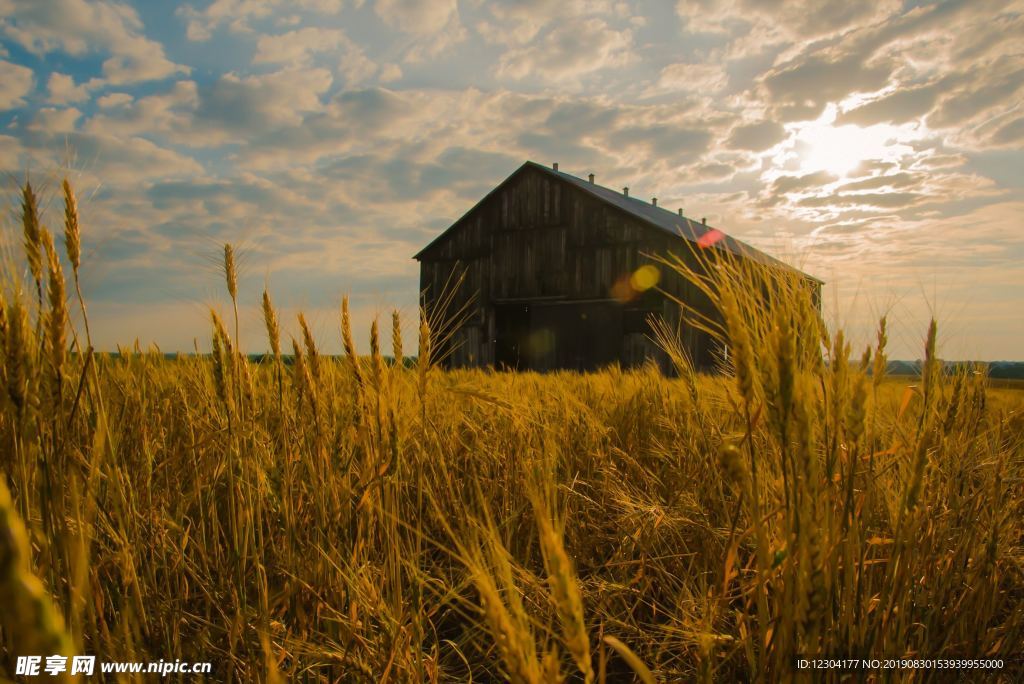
789, 104, 917, 178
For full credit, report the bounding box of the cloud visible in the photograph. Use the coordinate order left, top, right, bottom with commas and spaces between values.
675, 0, 902, 49
253, 27, 379, 86
991, 117, 1024, 146
374, 0, 458, 34
26, 106, 82, 131
927, 56, 1024, 130
3, 129, 204, 186
84, 80, 198, 140
371, 0, 466, 61
379, 63, 402, 82
836, 82, 945, 126
836, 172, 917, 192
496, 17, 634, 83
762, 51, 895, 121
770, 170, 838, 195
0, 59, 34, 109
254, 26, 338, 65
477, 0, 617, 46
47, 72, 90, 105
694, 161, 735, 180
653, 62, 729, 94
726, 120, 786, 151
177, 0, 345, 41
316, 146, 522, 204
96, 92, 133, 108
605, 123, 712, 160
2, 0, 188, 85
194, 68, 333, 136
798, 191, 923, 210
178, 0, 276, 40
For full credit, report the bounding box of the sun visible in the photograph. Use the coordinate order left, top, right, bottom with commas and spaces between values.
798, 123, 871, 177
789, 104, 916, 179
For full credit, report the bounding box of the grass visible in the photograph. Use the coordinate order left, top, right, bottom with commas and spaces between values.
1, 179, 1022, 682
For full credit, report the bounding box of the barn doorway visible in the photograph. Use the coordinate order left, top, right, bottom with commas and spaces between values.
531, 302, 622, 371
494, 303, 530, 370
493, 301, 626, 372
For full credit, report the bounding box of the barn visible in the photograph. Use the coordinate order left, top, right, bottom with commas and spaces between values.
414, 161, 820, 372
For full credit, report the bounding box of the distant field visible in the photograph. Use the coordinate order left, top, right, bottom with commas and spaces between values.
988, 377, 1024, 390
3, 180, 1022, 681
884, 374, 1024, 391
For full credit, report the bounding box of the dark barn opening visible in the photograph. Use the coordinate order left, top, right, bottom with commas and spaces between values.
493, 303, 528, 370
415, 161, 820, 373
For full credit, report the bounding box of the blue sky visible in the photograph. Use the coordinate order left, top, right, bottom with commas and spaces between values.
1, 0, 1022, 360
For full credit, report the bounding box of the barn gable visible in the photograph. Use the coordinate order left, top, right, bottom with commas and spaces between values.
416, 161, 817, 281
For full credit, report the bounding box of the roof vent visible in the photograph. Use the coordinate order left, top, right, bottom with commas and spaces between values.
588, 173, 594, 183
623, 187, 629, 197
701, 217, 707, 225
552, 162, 558, 171
678, 208, 683, 216
652, 197, 657, 207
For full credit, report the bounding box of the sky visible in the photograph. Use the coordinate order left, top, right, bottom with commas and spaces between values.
0, 0, 1021, 361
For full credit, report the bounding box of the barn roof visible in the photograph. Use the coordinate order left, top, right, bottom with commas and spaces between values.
415, 160, 820, 283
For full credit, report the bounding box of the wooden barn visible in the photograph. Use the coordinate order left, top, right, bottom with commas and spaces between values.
414, 161, 820, 372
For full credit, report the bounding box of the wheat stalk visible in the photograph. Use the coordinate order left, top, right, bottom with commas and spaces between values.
262, 289, 281, 360
535, 505, 593, 683
370, 317, 385, 390
21, 180, 43, 300
391, 309, 403, 369
298, 313, 320, 382
0, 477, 75, 660
341, 296, 365, 398
42, 228, 68, 410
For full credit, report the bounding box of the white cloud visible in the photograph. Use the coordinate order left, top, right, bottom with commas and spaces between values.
0, 59, 34, 109
0, 134, 22, 168
177, 0, 347, 41
27, 106, 82, 131
726, 120, 787, 151
379, 63, 402, 83
253, 27, 379, 86
253, 27, 345, 66
477, 0, 616, 46
47, 72, 90, 104
96, 92, 133, 108
178, 0, 279, 40
197, 68, 333, 131
372, 0, 466, 61
82, 68, 336, 148
84, 81, 198, 139
374, 0, 458, 34
675, 0, 901, 45
496, 18, 634, 83
2, 0, 188, 85
5, 128, 204, 187
654, 62, 729, 94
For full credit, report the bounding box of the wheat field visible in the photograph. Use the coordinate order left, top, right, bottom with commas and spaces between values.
1, 179, 1022, 682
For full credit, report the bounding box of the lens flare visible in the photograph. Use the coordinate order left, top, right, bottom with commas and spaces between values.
630, 265, 660, 291
697, 229, 725, 249
612, 265, 661, 303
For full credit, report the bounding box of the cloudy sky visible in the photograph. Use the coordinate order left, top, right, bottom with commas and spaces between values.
1, 0, 1021, 360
